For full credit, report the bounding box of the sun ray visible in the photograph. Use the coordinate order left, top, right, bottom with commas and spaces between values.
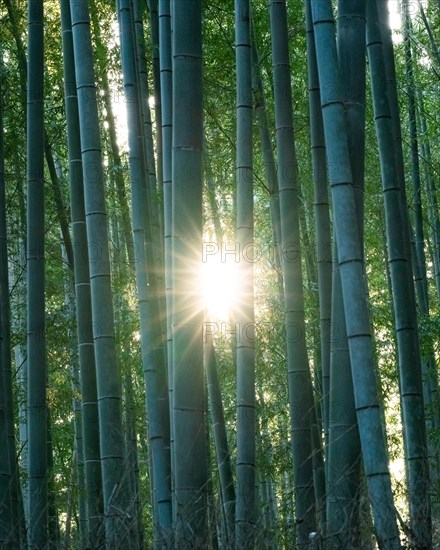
201, 247, 240, 321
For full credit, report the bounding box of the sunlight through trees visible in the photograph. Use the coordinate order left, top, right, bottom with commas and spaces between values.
1, 0, 440, 548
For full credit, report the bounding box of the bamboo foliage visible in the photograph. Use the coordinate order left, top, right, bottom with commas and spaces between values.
2, 1, 440, 547
419, 102, 440, 301
4, 0, 74, 272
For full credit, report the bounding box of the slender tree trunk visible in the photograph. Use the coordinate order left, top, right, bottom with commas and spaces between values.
11, 204, 28, 532
418, 1, 440, 71
326, 251, 361, 547
368, 3, 431, 547
375, 0, 412, 263
270, 1, 316, 545
0, 55, 19, 550
403, 0, 429, 312
377, 2, 440, 436
43, 138, 73, 270
310, 0, 400, 546
132, 0, 163, 268
60, 1, 105, 545
88, 0, 136, 270
205, 333, 236, 547
305, 0, 331, 449
118, 0, 172, 543
4, 0, 74, 271
419, 103, 440, 300
172, 1, 208, 545
123, 368, 142, 550
147, 0, 163, 193
158, 0, 174, 514
203, 140, 224, 245
235, 0, 256, 547
131, 3, 169, 450
17, 304, 28, 527
325, 2, 364, 545
250, 34, 283, 295
47, 411, 60, 548
158, 0, 172, 354
26, 0, 48, 546
70, 0, 130, 544
72, 364, 87, 548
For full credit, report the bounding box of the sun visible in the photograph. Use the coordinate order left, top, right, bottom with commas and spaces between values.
201, 251, 239, 320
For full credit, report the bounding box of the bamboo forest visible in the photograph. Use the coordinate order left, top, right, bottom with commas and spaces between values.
3, 0, 440, 548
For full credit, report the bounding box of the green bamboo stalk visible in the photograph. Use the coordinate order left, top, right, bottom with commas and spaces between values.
4, 0, 74, 271
250, 34, 283, 295
158, 0, 174, 514
132, 0, 163, 258
118, 0, 172, 543
367, 2, 432, 546
270, 1, 316, 545
26, 0, 48, 546
402, 0, 429, 312
69, 0, 130, 544
419, 102, 440, 300
205, 333, 236, 546
147, 0, 163, 193
325, 2, 364, 544
235, 0, 256, 546
172, 0, 208, 545
88, 0, 136, 270
131, 4, 169, 449
310, 0, 400, 546
59, 0, 104, 546
305, 0, 331, 445
0, 54, 19, 550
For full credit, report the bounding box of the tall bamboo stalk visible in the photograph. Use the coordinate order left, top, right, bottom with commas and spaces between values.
305, 0, 331, 445
89, 0, 135, 269
310, 0, 400, 546
26, 0, 48, 546
70, 0, 129, 544
325, 2, 364, 544
59, 0, 104, 545
270, 1, 316, 545
368, 2, 432, 543
0, 52, 20, 550
158, 0, 175, 513
118, 0, 172, 542
172, 0, 208, 545
235, 0, 256, 546
250, 34, 283, 295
